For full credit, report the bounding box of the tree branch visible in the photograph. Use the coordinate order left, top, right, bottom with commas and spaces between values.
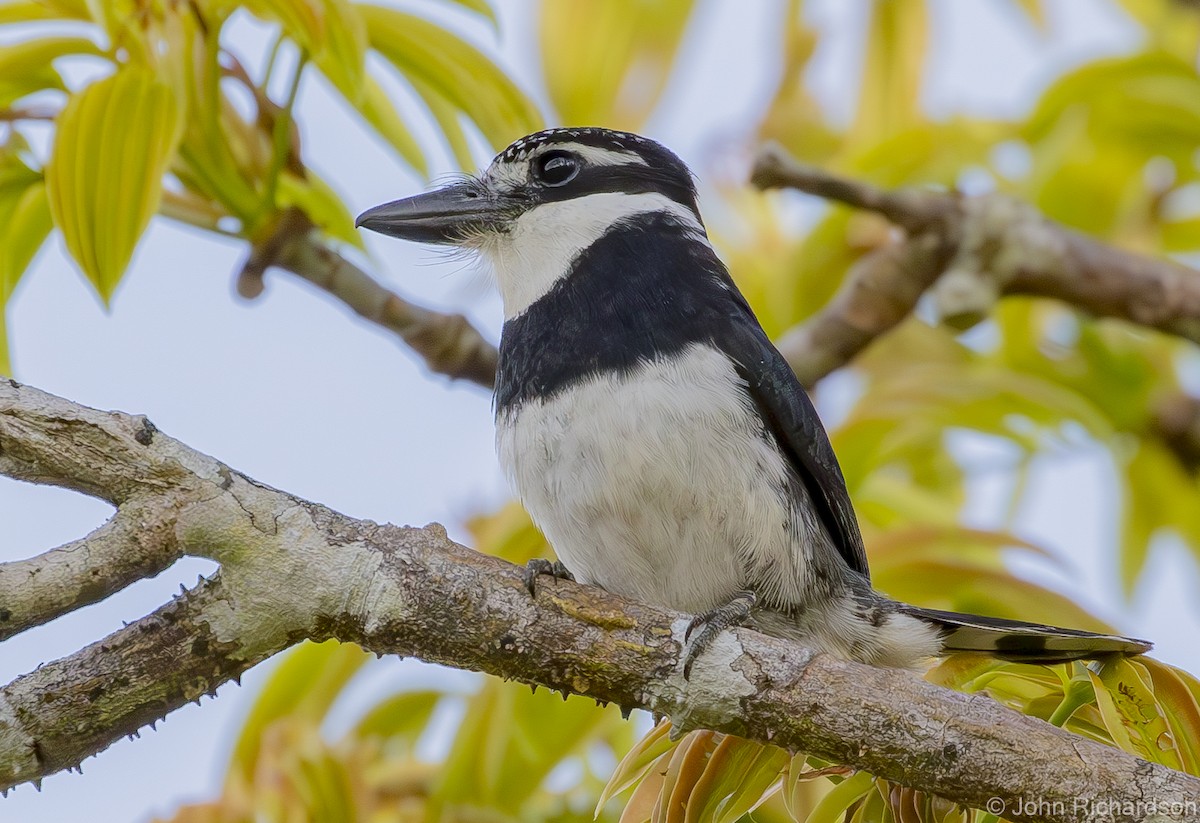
751, 145, 1200, 376
751, 145, 1200, 467
0, 500, 183, 642
234, 208, 498, 388
1, 379, 1196, 822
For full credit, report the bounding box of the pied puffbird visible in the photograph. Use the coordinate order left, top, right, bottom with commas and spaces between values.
357, 127, 1151, 671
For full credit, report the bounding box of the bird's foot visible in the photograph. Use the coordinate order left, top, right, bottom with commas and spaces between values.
522, 558, 575, 596
683, 590, 757, 679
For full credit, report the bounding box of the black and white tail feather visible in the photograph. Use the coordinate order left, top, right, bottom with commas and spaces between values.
900, 605, 1149, 663
356, 126, 1153, 670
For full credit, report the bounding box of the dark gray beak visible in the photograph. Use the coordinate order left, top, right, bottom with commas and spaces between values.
355, 181, 504, 244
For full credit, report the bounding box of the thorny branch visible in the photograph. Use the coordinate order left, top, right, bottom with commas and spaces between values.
0, 380, 1197, 823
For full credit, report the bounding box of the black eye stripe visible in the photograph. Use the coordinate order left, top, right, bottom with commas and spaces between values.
531, 164, 702, 221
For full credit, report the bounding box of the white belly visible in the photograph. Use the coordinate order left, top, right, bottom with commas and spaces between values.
495, 344, 807, 614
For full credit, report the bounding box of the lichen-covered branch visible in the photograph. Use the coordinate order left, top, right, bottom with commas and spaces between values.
0, 380, 1197, 822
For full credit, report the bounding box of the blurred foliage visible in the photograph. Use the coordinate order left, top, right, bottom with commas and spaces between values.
6, 0, 1200, 820
600, 653, 1200, 823
0, 0, 541, 372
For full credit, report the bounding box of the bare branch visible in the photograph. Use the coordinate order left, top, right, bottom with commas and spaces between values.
234, 208, 498, 388
0, 379, 215, 503
752, 146, 1200, 469
0, 379, 1196, 822
751, 146, 1200, 353
276, 234, 499, 388
0, 499, 183, 641
776, 231, 957, 386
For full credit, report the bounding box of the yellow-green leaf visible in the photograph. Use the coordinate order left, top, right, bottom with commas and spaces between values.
360, 3, 542, 150
46, 66, 183, 303
1092, 658, 1183, 770
226, 640, 370, 782
0, 179, 52, 304
406, 73, 475, 170
0, 309, 9, 376
353, 74, 427, 176
1141, 659, 1200, 775
0, 36, 103, 108
852, 0, 928, 144
686, 736, 789, 823
350, 690, 442, 743
598, 719, 676, 811
435, 678, 624, 812
312, 0, 367, 102
276, 170, 363, 248
438, 0, 497, 28
235, 0, 325, 54
538, 0, 696, 130
0, 1, 57, 23
803, 770, 874, 823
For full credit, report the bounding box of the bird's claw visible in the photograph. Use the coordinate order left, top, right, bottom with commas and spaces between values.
683, 590, 756, 679
523, 558, 575, 596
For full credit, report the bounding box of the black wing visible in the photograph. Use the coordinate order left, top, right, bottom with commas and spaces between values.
710, 293, 871, 579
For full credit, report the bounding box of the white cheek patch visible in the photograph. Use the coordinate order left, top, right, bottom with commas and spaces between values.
479, 191, 709, 319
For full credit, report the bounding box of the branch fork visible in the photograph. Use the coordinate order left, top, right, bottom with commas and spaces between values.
1, 379, 1197, 822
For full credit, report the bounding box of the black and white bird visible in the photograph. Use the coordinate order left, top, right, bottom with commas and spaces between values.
357, 127, 1151, 670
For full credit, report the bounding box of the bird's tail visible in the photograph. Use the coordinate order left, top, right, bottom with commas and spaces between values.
899, 605, 1152, 663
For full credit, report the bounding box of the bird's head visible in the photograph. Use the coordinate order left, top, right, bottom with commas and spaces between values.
356, 127, 705, 317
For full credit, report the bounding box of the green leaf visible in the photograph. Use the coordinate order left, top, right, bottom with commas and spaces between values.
0, 36, 103, 108
0, 2, 58, 23
1141, 659, 1200, 775
293, 746, 358, 822
1090, 658, 1182, 769
0, 179, 52, 304
360, 3, 542, 151
276, 169, 363, 248
226, 640, 370, 782
406, 73, 475, 170
236, 0, 325, 53
598, 719, 676, 811
435, 678, 624, 812
350, 690, 442, 744
0, 166, 48, 377
177, 23, 262, 223
353, 74, 427, 176
438, 0, 497, 28
312, 0, 367, 103
852, 0, 928, 143
538, 0, 695, 130
686, 736, 789, 823
0, 309, 9, 377
46, 66, 183, 304
803, 770, 874, 823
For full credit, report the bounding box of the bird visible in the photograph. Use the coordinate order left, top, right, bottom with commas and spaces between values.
356, 126, 1152, 672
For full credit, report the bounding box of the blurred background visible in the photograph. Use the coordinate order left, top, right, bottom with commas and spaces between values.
3, 0, 1200, 820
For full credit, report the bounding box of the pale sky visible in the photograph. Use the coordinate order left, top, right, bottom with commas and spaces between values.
3, 1, 1196, 821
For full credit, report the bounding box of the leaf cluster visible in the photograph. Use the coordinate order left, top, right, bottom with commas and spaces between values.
0, 0, 541, 372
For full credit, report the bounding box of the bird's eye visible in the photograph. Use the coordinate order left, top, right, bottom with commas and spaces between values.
533, 151, 579, 187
